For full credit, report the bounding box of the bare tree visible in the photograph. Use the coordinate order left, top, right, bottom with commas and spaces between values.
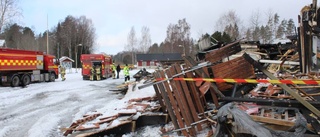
126, 26, 137, 64
76, 16, 96, 54
216, 10, 242, 40
249, 9, 261, 28
139, 26, 151, 53
164, 18, 191, 54
0, 0, 21, 33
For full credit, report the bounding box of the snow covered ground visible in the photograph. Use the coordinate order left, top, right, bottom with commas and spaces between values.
0, 68, 159, 137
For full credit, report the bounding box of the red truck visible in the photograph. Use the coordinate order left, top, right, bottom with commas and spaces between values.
0, 48, 59, 87
80, 54, 113, 80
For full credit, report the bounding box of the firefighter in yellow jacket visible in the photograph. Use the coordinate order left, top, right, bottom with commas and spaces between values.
60, 65, 66, 81
90, 66, 95, 81
123, 64, 130, 83
111, 63, 116, 79
95, 65, 101, 81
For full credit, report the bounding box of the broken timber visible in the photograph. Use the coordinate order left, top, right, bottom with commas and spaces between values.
242, 53, 320, 118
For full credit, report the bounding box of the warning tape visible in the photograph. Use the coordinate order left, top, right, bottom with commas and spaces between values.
155, 78, 320, 85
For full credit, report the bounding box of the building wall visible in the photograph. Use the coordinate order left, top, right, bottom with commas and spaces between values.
137, 60, 159, 69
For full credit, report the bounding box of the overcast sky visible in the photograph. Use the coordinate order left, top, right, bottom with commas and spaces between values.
20, 0, 311, 55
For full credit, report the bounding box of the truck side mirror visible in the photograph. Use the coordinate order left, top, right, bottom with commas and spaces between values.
54, 59, 60, 65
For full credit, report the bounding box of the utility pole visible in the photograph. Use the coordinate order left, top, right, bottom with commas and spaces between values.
46, 14, 49, 54
75, 44, 83, 73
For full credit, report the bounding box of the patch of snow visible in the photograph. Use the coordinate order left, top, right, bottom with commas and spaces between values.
0, 68, 157, 136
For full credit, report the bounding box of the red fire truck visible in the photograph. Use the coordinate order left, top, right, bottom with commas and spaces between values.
80, 54, 113, 80
0, 48, 59, 87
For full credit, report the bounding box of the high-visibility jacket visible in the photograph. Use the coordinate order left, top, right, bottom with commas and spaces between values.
60, 67, 66, 74
96, 66, 101, 74
112, 64, 116, 71
123, 66, 129, 76
90, 67, 95, 74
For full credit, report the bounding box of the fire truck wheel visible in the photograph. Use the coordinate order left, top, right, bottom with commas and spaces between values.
21, 74, 31, 86
11, 75, 20, 87
49, 73, 55, 82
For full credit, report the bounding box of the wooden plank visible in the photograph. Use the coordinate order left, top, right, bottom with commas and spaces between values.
199, 81, 211, 96
250, 115, 313, 130
174, 64, 202, 131
204, 40, 242, 63
152, 78, 166, 113
183, 56, 224, 97
154, 71, 181, 135
211, 56, 255, 91
186, 71, 205, 114
97, 116, 117, 124
82, 121, 135, 137
168, 66, 196, 136
76, 123, 100, 131
202, 66, 220, 107
160, 70, 189, 136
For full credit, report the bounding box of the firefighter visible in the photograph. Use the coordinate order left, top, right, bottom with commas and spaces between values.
111, 63, 116, 79
123, 64, 130, 83
95, 65, 101, 81
90, 66, 96, 81
116, 64, 121, 79
60, 66, 66, 81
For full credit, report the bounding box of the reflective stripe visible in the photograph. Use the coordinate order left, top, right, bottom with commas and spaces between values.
0, 59, 43, 66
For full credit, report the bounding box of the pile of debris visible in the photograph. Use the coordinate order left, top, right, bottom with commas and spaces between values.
62, 79, 165, 137
62, 1, 320, 136
133, 68, 152, 81
137, 38, 320, 136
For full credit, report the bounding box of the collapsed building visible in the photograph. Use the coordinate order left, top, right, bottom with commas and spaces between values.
62, 1, 320, 137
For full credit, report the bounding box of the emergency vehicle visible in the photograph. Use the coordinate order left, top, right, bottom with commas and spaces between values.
0, 48, 59, 87
80, 54, 113, 80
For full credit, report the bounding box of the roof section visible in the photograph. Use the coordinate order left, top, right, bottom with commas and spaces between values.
136, 53, 183, 61
60, 56, 74, 62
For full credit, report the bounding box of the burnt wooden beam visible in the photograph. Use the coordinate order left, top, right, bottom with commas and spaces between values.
136, 114, 169, 128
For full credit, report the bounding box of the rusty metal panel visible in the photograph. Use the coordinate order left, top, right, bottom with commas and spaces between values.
211, 56, 255, 91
